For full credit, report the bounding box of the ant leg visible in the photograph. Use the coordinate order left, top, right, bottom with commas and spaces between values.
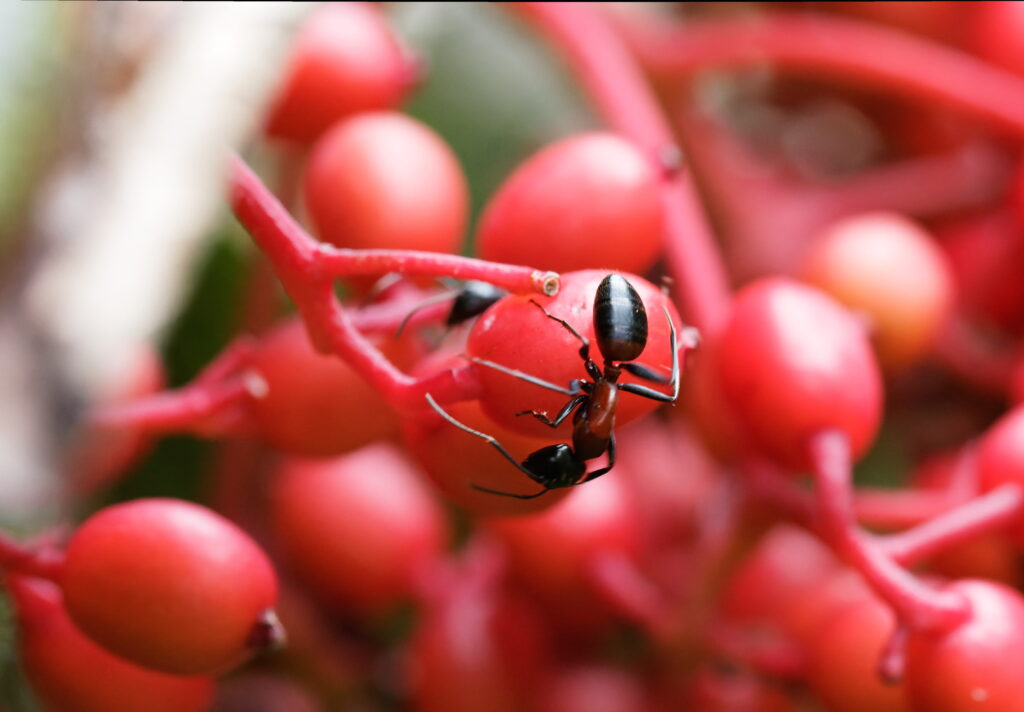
617, 306, 681, 404
468, 356, 580, 396
395, 290, 457, 337
516, 394, 587, 427
468, 482, 550, 499
424, 394, 548, 498
578, 434, 617, 484
528, 299, 592, 363
619, 362, 671, 384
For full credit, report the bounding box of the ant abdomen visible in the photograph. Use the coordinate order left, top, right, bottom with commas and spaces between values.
594, 274, 648, 363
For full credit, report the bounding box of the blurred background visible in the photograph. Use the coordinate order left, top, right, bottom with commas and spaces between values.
1, 2, 1021, 710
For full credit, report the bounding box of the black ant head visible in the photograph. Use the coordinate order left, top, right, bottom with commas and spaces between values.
522, 444, 586, 489
446, 281, 507, 327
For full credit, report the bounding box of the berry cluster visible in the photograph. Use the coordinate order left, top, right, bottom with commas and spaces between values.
7, 3, 1024, 711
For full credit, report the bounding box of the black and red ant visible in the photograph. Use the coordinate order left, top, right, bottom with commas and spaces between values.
426, 274, 687, 499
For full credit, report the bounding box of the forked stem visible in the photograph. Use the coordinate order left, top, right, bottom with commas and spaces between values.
808, 430, 969, 633
226, 154, 555, 412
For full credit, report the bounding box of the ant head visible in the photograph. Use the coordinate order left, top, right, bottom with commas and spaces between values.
522, 444, 586, 489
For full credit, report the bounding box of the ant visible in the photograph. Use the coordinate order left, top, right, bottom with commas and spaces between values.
426, 274, 683, 499
396, 280, 508, 337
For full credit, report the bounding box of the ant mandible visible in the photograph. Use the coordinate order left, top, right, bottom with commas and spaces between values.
426, 274, 681, 499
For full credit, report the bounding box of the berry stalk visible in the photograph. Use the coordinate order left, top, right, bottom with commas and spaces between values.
809, 430, 969, 632
622, 12, 1024, 137
508, 1, 731, 333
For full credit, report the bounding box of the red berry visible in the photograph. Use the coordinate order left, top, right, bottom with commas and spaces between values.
906, 580, 1024, 712
976, 405, 1024, 546
804, 592, 910, 712
475, 133, 664, 274
249, 318, 403, 456
969, 1, 1024, 77
717, 278, 883, 470
304, 112, 468, 254
718, 524, 839, 626
467, 269, 685, 439
800, 212, 954, 369
939, 211, 1024, 333
407, 548, 549, 712
269, 443, 448, 616
8, 575, 214, 712
486, 473, 642, 631
62, 498, 280, 675
265, 2, 415, 143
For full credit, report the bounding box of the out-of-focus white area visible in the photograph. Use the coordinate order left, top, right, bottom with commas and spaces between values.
27, 2, 307, 401
0, 3, 309, 522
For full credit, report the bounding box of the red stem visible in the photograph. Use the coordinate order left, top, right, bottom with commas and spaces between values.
227, 154, 516, 412
881, 484, 1024, 567
745, 457, 961, 530
90, 377, 254, 437
193, 336, 257, 386
808, 430, 969, 632
507, 2, 732, 334
803, 144, 1010, 222
621, 12, 1024, 138
878, 622, 909, 684
228, 154, 558, 299
348, 289, 453, 335
0, 533, 63, 582
675, 110, 1009, 279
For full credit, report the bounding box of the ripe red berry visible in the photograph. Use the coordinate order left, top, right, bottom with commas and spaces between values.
905, 580, 1024, 712
939, 211, 1024, 333
717, 278, 883, 470
407, 551, 550, 712
803, 592, 910, 712
969, 1, 1024, 77
799, 212, 954, 369
467, 269, 685, 439
8, 575, 214, 712
265, 2, 415, 143
475, 133, 664, 274
249, 318, 403, 456
304, 112, 468, 254
975, 405, 1024, 546
718, 524, 839, 627
486, 473, 642, 631
269, 443, 448, 616
61, 498, 280, 675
